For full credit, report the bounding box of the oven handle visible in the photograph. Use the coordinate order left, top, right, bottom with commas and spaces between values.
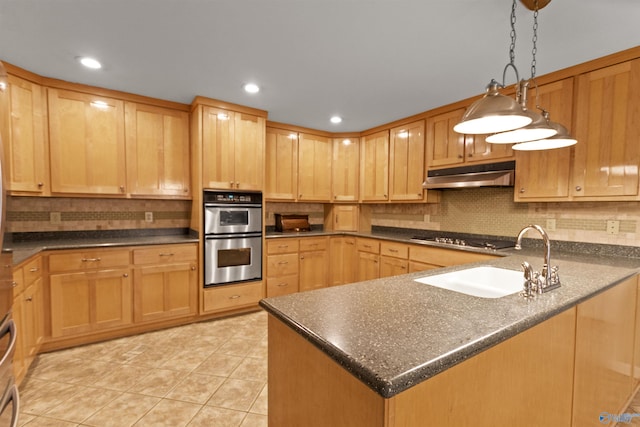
205, 232, 263, 240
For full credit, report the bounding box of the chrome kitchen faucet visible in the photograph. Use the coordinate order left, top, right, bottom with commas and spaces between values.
515, 224, 561, 298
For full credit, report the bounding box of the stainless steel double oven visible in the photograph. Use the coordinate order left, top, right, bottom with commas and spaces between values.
203, 190, 262, 287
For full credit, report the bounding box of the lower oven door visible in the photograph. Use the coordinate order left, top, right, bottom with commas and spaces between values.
204, 233, 262, 286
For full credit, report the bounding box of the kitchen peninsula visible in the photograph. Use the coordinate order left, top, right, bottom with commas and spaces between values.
260, 249, 640, 427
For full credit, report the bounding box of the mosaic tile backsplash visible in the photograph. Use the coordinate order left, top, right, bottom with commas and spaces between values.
7, 188, 640, 247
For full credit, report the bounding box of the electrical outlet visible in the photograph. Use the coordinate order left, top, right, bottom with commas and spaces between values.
145, 212, 153, 223
606, 220, 620, 235
546, 219, 556, 231
50, 212, 62, 225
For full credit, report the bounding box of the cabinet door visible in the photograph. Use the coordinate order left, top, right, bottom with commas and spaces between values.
23, 279, 43, 362
379, 256, 408, 278
265, 128, 298, 200
357, 251, 379, 281
573, 276, 637, 427
125, 102, 190, 197
299, 250, 328, 291
202, 106, 234, 189
50, 268, 132, 337
426, 109, 466, 167
332, 137, 359, 201
332, 204, 359, 232
4, 75, 48, 194
390, 121, 425, 201
134, 262, 197, 323
360, 130, 389, 201
298, 133, 332, 201
515, 78, 574, 200
234, 112, 265, 190
342, 237, 358, 285
48, 88, 127, 195
572, 59, 640, 198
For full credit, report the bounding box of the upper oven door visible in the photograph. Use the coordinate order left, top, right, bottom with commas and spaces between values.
204, 205, 262, 235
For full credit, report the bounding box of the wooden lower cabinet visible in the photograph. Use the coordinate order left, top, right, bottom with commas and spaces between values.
133, 244, 198, 323
268, 308, 576, 427
572, 276, 637, 427
50, 268, 133, 338
266, 239, 299, 297
379, 256, 408, 278
299, 237, 329, 292
329, 236, 358, 286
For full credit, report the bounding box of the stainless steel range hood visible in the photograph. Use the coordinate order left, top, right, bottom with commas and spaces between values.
423, 161, 515, 189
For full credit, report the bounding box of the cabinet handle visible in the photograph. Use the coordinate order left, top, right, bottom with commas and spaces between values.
37, 182, 44, 187
159, 253, 175, 257
11, 282, 16, 288
389, 249, 398, 253
229, 295, 241, 299
230, 181, 234, 188
277, 283, 288, 287
520, 188, 526, 193
575, 186, 582, 191
25, 296, 33, 302
277, 261, 289, 265
363, 245, 372, 249
401, 266, 407, 270
119, 185, 125, 192
346, 241, 354, 245
123, 273, 129, 278
82, 257, 102, 262
29, 267, 39, 272
278, 245, 289, 249
235, 182, 240, 188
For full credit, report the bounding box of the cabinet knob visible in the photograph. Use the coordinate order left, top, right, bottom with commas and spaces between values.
29, 267, 39, 272
383, 194, 387, 198
184, 188, 189, 193
11, 282, 16, 288
468, 153, 473, 158
458, 154, 464, 159
190, 266, 196, 271
120, 185, 125, 192
230, 182, 234, 188
575, 186, 582, 192
520, 188, 526, 193
300, 255, 305, 260
123, 273, 129, 278
37, 182, 44, 187
25, 296, 33, 302
299, 194, 303, 198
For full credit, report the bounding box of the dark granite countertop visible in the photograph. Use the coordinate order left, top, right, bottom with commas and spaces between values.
260, 248, 640, 398
5, 229, 199, 265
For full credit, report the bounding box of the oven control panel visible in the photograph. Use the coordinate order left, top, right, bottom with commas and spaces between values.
203, 190, 262, 204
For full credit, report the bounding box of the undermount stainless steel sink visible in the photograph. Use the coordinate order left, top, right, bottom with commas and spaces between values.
414, 266, 524, 298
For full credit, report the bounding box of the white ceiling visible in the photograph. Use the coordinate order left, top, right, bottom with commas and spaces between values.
0, 0, 638, 132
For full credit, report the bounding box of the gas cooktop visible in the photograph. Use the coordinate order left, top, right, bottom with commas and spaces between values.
410, 236, 516, 250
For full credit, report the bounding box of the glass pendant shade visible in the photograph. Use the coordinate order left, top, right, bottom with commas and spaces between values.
512, 121, 577, 151
453, 80, 532, 135
0, 61, 7, 92
486, 109, 557, 143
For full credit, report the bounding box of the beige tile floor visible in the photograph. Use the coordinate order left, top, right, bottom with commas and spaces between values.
17, 310, 268, 427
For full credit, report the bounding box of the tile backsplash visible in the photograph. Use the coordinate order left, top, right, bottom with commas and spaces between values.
6, 197, 191, 232
8, 189, 640, 247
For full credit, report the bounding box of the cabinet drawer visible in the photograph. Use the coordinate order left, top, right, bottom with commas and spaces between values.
356, 238, 380, 254
267, 275, 299, 297
299, 237, 328, 252
409, 245, 497, 267
23, 257, 43, 286
380, 241, 408, 259
133, 244, 197, 265
203, 281, 263, 313
267, 253, 299, 277
49, 249, 131, 273
267, 239, 299, 255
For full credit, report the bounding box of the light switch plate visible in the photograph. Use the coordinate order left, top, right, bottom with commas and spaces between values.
145, 212, 153, 223
546, 219, 556, 231
50, 212, 61, 225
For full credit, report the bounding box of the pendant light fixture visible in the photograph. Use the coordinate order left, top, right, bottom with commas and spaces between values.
453, 0, 532, 135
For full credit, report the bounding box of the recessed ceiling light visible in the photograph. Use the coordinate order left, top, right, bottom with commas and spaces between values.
330, 116, 342, 124
243, 83, 260, 94
77, 56, 102, 69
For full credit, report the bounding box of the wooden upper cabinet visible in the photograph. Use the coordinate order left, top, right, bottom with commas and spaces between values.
2, 75, 48, 195
265, 127, 298, 200
515, 78, 574, 201
297, 133, 332, 201
360, 130, 389, 202
48, 88, 127, 195
427, 108, 513, 169
389, 120, 425, 201
125, 102, 190, 198
426, 109, 466, 167
202, 106, 265, 190
332, 137, 359, 201
572, 59, 640, 199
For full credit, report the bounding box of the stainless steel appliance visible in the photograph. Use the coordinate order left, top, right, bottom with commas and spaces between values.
410, 235, 515, 251
203, 190, 262, 287
0, 134, 18, 426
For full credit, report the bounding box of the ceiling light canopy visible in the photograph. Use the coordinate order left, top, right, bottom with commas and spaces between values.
78, 56, 102, 69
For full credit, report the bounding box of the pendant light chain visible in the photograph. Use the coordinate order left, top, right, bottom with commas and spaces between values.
509, 0, 517, 67
531, 0, 539, 79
